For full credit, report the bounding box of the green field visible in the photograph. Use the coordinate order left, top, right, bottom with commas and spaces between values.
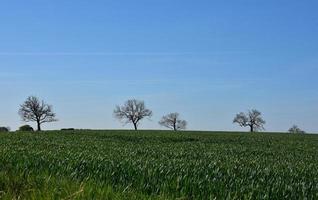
0, 130, 318, 199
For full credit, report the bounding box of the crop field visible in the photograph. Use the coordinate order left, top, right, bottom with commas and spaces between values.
0, 130, 318, 199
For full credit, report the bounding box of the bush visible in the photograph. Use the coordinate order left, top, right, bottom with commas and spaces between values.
19, 125, 34, 132
0, 127, 10, 132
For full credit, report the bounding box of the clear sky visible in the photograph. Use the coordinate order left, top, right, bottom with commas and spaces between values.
0, 0, 317, 132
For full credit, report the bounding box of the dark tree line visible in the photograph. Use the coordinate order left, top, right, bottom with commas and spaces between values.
0, 96, 307, 133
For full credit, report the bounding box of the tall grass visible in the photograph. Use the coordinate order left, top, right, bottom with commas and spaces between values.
0, 130, 318, 199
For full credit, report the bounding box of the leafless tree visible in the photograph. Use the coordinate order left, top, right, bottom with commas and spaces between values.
233, 109, 265, 132
288, 125, 306, 134
19, 96, 57, 131
113, 99, 152, 130
159, 112, 187, 131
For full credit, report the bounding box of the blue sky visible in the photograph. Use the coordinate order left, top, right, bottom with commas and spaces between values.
0, 0, 317, 132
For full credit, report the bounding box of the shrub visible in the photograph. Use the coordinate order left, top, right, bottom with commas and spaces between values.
19, 125, 34, 132
0, 127, 10, 132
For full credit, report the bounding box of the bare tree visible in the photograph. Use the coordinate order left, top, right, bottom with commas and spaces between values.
159, 112, 187, 131
233, 109, 265, 132
288, 125, 306, 134
113, 99, 152, 130
19, 96, 57, 131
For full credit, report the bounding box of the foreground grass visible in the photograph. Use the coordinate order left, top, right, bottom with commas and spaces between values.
0, 130, 318, 199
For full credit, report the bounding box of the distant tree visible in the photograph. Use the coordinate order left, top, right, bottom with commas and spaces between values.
19, 125, 34, 132
288, 125, 306, 134
113, 99, 152, 130
19, 96, 57, 131
233, 109, 265, 132
159, 112, 187, 131
0, 127, 10, 132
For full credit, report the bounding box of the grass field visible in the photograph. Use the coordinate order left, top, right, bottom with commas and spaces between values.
0, 130, 318, 199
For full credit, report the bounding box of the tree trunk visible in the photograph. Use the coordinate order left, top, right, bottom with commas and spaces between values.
250, 125, 254, 133
133, 123, 138, 131
37, 121, 41, 131
173, 123, 176, 131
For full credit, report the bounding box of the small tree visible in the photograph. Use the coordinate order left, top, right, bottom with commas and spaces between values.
288, 125, 305, 134
159, 112, 187, 131
113, 99, 152, 130
19, 125, 34, 132
19, 96, 57, 131
233, 109, 265, 132
0, 127, 10, 132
